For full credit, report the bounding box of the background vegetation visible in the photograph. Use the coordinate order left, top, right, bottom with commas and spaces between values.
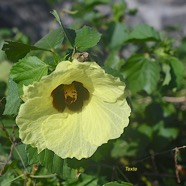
0, 0, 186, 185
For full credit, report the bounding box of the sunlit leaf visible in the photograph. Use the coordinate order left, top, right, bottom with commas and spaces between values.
10, 56, 48, 88
0, 170, 15, 186
169, 56, 184, 88
154, 122, 179, 139
104, 51, 123, 70
75, 26, 101, 50
103, 181, 133, 186
138, 124, 153, 139
111, 139, 138, 158
126, 24, 160, 42
35, 28, 64, 49
103, 22, 128, 49
162, 63, 171, 86
85, 0, 110, 6
51, 10, 75, 47
3, 79, 21, 115
122, 54, 160, 94
60, 160, 79, 181
50, 9, 62, 27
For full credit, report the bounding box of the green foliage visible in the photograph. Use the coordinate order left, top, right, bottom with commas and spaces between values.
126, 24, 161, 42
169, 57, 184, 87
26, 145, 78, 180
10, 56, 48, 90
51, 10, 75, 48
1, 2, 186, 186
39, 149, 66, 178
75, 26, 101, 50
104, 22, 128, 49
51, 10, 101, 51
0, 170, 15, 186
122, 54, 160, 94
2, 41, 50, 62
35, 28, 64, 49
104, 181, 133, 186
3, 79, 21, 115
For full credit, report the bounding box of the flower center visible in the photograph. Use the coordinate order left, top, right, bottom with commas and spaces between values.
51, 81, 89, 112
64, 83, 78, 105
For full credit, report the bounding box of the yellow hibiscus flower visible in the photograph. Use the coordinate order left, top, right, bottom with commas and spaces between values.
16, 59, 131, 160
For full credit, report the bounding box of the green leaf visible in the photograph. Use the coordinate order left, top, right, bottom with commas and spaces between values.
26, 146, 64, 175
103, 22, 128, 49
39, 149, 64, 175
35, 28, 64, 49
112, 2, 127, 22
51, 10, 75, 47
162, 63, 171, 86
103, 181, 133, 186
76, 0, 110, 13
50, 9, 62, 27
26, 145, 39, 164
169, 57, 184, 88
0, 170, 15, 186
75, 26, 101, 50
26, 146, 78, 179
10, 56, 48, 88
51, 10, 101, 50
60, 160, 79, 181
78, 174, 98, 186
138, 123, 153, 139
65, 28, 76, 47
85, 0, 110, 6
105, 51, 121, 70
3, 79, 21, 115
63, 174, 98, 186
111, 139, 128, 158
126, 24, 160, 42
154, 122, 179, 139
111, 140, 138, 158
122, 54, 160, 94
2, 41, 50, 62
13, 144, 28, 167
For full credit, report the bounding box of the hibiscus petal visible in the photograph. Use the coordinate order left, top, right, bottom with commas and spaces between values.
82, 96, 131, 146
41, 113, 97, 160
16, 97, 56, 152
72, 60, 125, 102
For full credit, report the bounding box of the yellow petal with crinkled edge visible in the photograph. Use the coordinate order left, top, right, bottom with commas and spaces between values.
72, 59, 125, 102
82, 96, 130, 146
16, 97, 57, 152
41, 113, 97, 160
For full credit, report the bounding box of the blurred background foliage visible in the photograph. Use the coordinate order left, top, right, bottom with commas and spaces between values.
0, 0, 186, 186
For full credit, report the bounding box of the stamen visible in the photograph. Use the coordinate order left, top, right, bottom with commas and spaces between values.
51, 81, 90, 112
64, 83, 77, 105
